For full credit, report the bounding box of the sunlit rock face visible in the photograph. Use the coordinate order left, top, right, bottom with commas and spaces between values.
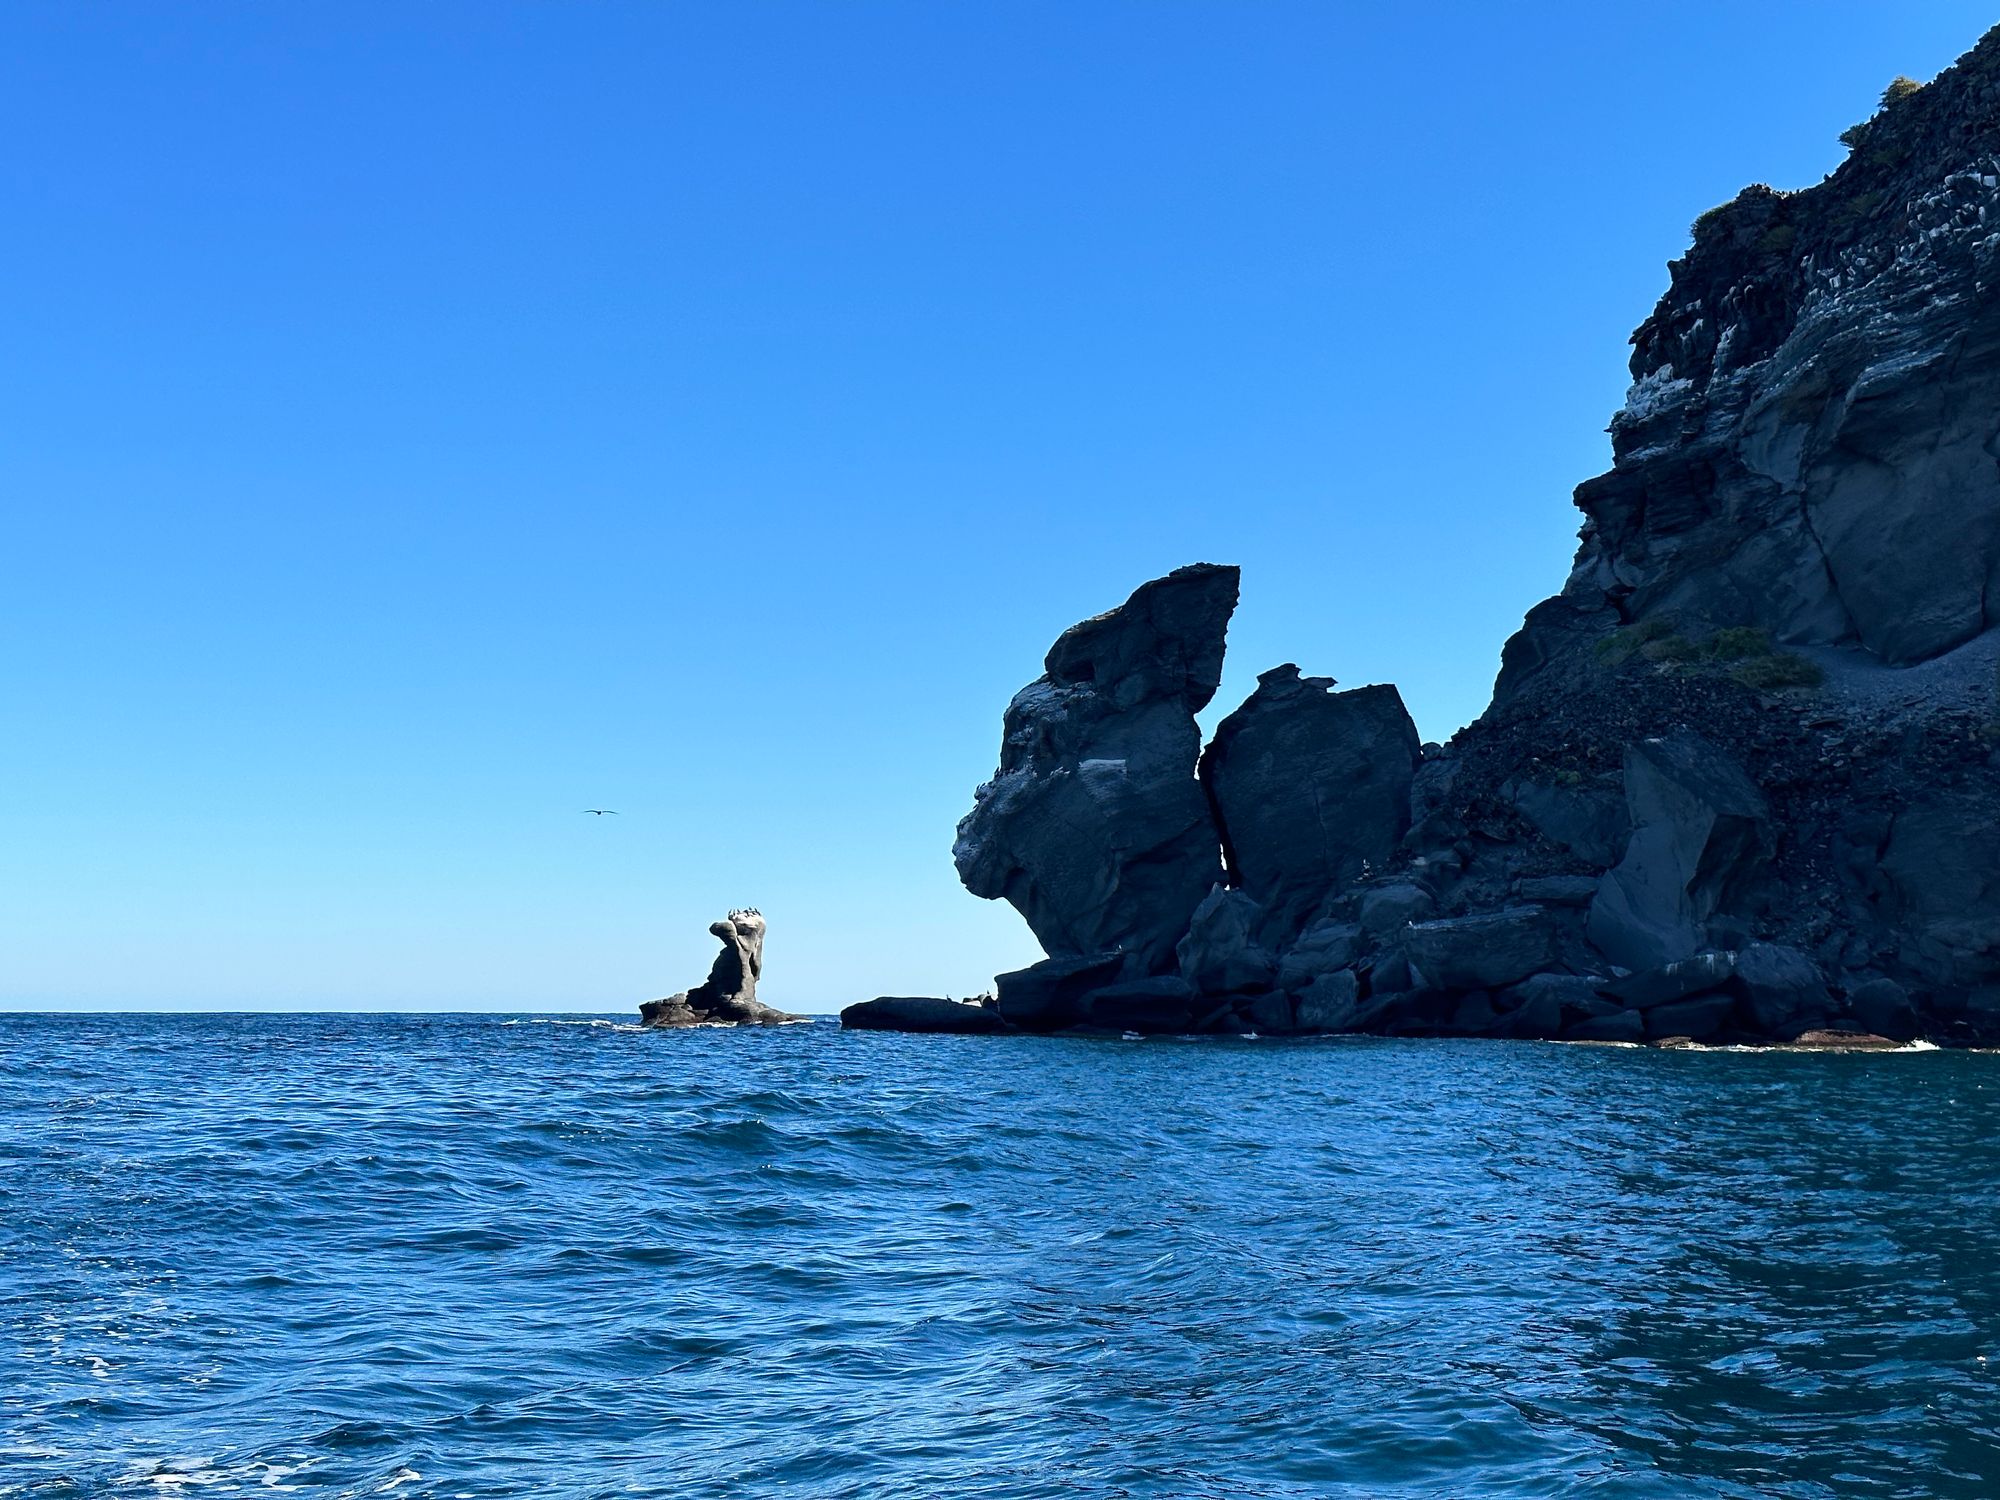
641, 911, 800, 1027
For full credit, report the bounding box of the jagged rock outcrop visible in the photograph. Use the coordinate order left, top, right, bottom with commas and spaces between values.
640, 911, 801, 1027
1499, 30, 2000, 693
952, 564, 1239, 973
838, 23, 2000, 1047
1200, 666, 1421, 937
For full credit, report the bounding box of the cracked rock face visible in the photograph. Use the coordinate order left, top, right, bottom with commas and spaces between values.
953, 563, 1239, 971
1499, 27, 2000, 696
1200, 665, 1421, 938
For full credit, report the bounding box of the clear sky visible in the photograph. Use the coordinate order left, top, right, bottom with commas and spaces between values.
7, 3, 1993, 1012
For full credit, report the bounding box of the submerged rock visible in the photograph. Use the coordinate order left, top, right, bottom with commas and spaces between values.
954, 564, 1239, 972
640, 911, 801, 1027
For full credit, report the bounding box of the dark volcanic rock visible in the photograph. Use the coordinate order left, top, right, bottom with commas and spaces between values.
1728, 943, 1833, 1038
1276, 919, 1363, 994
1082, 976, 1200, 1033
1498, 27, 2000, 690
1587, 733, 1770, 970
1881, 789, 2000, 985
1200, 665, 1421, 935
1598, 951, 1738, 1010
954, 565, 1239, 972
1295, 970, 1361, 1031
1846, 977, 1918, 1040
1405, 908, 1556, 991
841, 996, 1013, 1034
1176, 887, 1278, 996
1502, 778, 1631, 867
941, 25, 2000, 1046
992, 952, 1128, 1031
641, 911, 801, 1027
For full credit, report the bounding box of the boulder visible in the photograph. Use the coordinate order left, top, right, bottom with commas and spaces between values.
1176, 887, 1278, 996
1500, 971, 1613, 1021
1236, 991, 1297, 1034
1502, 778, 1631, 867
1597, 951, 1737, 1010
1449, 990, 1501, 1034
1563, 1009, 1646, 1043
1845, 977, 1918, 1041
1644, 993, 1735, 1042
1275, 919, 1363, 994
1199, 665, 1421, 934
1728, 943, 1832, 1038
1295, 970, 1361, 1031
992, 952, 1128, 1030
641, 910, 801, 1027
1081, 976, 1199, 1033
954, 565, 1238, 972
1587, 733, 1770, 971
1358, 882, 1434, 937
840, 996, 1012, 1034
1881, 790, 2000, 988
1789, 1030, 1906, 1051
1405, 907, 1556, 991
1514, 875, 1601, 907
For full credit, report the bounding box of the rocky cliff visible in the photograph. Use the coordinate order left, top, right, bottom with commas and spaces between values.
848, 23, 2000, 1047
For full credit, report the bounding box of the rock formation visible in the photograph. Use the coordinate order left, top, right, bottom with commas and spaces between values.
841, 996, 1013, 1034
640, 910, 801, 1027
844, 21, 2000, 1048
952, 563, 1238, 974
1200, 666, 1421, 938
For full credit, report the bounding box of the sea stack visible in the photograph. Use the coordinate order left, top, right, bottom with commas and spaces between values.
640, 910, 801, 1027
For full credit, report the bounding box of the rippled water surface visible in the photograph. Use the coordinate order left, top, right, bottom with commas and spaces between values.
4, 1015, 1999, 1497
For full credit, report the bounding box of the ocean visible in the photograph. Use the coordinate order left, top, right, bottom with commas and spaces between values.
2, 1014, 1996, 1498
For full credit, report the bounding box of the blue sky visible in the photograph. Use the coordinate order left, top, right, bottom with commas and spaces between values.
7, 2, 1994, 1011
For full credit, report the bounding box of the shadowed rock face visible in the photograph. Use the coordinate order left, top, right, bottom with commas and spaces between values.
953, 563, 1238, 972
640, 912, 800, 1027
868, 23, 2000, 1047
1587, 733, 1772, 971
1498, 27, 2000, 695
1200, 665, 1421, 938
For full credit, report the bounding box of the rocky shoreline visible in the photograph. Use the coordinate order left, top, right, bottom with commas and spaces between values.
839, 25, 2000, 1051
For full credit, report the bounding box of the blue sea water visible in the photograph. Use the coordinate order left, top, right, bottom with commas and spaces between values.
2, 1016, 1998, 1498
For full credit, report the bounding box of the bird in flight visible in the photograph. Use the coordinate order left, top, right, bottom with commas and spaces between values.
582, 809, 619, 816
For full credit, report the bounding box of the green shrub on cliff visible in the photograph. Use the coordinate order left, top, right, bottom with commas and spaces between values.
1841, 75, 1926, 149
1730, 652, 1825, 690
1595, 620, 1822, 689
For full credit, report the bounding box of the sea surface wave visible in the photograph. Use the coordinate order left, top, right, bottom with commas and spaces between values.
3, 1014, 1998, 1498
